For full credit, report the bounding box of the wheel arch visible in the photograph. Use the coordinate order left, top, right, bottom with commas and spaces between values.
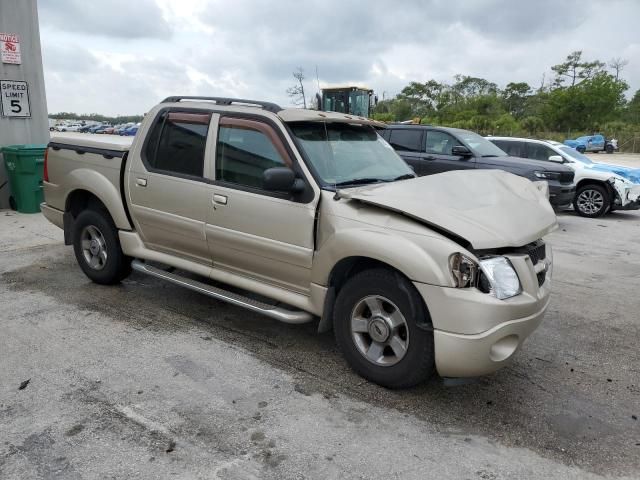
63, 168, 131, 230
575, 179, 614, 199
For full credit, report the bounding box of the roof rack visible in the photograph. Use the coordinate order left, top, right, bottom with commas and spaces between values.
161, 96, 282, 113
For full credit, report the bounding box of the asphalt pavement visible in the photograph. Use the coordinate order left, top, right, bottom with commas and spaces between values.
0, 209, 639, 479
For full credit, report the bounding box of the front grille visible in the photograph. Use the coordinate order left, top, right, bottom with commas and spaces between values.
525, 241, 546, 266
559, 171, 574, 184
520, 241, 547, 287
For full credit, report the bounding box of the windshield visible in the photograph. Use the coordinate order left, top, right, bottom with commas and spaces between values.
457, 131, 508, 157
290, 122, 413, 187
560, 146, 593, 164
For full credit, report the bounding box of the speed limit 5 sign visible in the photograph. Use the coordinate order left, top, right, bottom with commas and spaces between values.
1, 80, 30, 117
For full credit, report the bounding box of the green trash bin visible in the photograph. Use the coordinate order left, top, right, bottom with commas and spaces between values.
2, 144, 47, 214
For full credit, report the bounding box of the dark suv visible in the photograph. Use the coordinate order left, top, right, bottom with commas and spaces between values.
381, 125, 575, 208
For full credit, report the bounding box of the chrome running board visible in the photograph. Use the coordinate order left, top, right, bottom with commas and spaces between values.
131, 260, 313, 324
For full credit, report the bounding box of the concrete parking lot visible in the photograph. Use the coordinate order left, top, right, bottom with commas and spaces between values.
1, 208, 639, 479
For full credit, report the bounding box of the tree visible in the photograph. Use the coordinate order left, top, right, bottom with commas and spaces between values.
551, 51, 605, 87
624, 89, 640, 125
521, 116, 545, 135
286, 67, 307, 108
501, 82, 531, 119
608, 57, 629, 81
543, 72, 628, 130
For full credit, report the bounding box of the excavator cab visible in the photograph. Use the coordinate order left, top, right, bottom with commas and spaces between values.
319, 86, 376, 117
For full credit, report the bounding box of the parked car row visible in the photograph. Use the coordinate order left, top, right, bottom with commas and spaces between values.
378, 125, 640, 219
51, 122, 140, 136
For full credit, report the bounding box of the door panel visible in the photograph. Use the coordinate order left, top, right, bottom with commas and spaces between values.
206, 117, 318, 293
127, 110, 217, 264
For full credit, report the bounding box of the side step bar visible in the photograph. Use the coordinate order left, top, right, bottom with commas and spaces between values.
131, 260, 313, 324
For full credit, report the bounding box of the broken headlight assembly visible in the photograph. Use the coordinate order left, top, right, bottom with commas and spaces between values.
450, 253, 522, 300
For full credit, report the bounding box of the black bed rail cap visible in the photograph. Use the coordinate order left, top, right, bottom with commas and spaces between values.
161, 96, 282, 113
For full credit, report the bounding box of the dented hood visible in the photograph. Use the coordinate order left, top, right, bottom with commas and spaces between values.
340, 170, 558, 250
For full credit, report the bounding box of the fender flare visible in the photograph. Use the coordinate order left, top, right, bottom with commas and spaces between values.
64, 168, 132, 230
311, 228, 452, 287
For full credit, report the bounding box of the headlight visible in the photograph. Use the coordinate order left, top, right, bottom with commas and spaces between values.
534, 171, 561, 181
479, 256, 522, 300
449, 253, 477, 288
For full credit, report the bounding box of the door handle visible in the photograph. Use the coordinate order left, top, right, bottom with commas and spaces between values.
136, 178, 147, 187
213, 194, 228, 205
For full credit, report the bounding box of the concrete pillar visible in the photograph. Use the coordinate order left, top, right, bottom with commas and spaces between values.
0, 0, 49, 209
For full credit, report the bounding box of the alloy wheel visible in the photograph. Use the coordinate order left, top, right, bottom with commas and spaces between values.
576, 189, 604, 216
80, 225, 108, 270
350, 295, 409, 367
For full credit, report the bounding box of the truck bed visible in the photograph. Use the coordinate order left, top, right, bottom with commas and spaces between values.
50, 132, 133, 152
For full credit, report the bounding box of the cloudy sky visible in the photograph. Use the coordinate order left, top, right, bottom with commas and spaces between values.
38, 0, 640, 116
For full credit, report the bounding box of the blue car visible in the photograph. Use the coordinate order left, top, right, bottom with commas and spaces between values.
122, 125, 138, 136
564, 134, 616, 154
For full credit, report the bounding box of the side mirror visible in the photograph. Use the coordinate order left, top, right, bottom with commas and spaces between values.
548, 155, 564, 163
451, 145, 472, 157
263, 167, 304, 193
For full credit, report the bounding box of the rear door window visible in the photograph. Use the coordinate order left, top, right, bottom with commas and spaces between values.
388, 129, 423, 152
144, 111, 211, 177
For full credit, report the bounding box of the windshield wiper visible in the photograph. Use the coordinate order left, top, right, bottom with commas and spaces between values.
392, 173, 416, 181
334, 178, 385, 187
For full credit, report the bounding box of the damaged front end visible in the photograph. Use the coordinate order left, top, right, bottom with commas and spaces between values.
450, 240, 552, 300
608, 177, 640, 210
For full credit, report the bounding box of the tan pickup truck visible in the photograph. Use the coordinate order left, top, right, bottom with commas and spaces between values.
41, 96, 556, 388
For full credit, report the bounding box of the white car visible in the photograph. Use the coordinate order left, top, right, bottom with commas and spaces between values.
59, 123, 83, 132
489, 137, 640, 218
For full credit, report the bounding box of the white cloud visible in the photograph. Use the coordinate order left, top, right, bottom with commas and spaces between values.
38, 0, 640, 115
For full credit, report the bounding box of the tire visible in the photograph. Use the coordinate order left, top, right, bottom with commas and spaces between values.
72, 208, 131, 284
576, 146, 586, 154
574, 184, 610, 218
605, 144, 614, 154
333, 268, 435, 389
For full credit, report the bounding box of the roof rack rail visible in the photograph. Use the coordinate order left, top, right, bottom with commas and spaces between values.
161, 96, 282, 113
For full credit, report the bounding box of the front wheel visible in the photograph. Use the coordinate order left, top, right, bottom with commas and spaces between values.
576, 146, 586, 154
574, 184, 610, 218
605, 144, 614, 154
333, 269, 435, 389
73, 209, 131, 284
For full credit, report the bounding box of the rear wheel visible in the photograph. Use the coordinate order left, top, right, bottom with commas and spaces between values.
333, 269, 435, 389
605, 144, 614, 154
574, 184, 610, 218
73, 209, 131, 284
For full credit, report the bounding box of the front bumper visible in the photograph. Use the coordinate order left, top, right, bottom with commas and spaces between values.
613, 183, 640, 210
548, 184, 575, 208
414, 251, 551, 378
